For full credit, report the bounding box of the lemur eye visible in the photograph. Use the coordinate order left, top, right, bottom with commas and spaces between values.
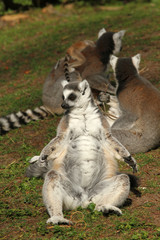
62, 95, 65, 100
68, 93, 77, 101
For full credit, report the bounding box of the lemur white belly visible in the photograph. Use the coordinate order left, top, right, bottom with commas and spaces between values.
65, 114, 105, 188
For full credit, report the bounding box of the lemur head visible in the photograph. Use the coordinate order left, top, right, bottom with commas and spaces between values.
61, 80, 91, 110
110, 54, 141, 77
97, 28, 126, 57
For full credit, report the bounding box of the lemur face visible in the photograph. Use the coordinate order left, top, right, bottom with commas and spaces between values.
61, 80, 91, 110
61, 90, 79, 109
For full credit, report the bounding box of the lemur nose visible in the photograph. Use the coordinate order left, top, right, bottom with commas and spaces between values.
61, 102, 70, 109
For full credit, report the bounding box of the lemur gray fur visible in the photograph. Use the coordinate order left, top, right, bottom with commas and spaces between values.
0, 28, 125, 135
26, 79, 138, 225
109, 54, 160, 154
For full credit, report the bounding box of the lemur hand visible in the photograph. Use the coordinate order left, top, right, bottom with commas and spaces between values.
123, 156, 138, 173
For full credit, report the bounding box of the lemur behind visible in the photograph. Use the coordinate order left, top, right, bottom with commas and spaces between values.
26, 79, 137, 225
110, 54, 160, 154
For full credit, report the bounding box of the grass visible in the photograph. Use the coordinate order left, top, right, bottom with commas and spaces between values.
0, 2, 160, 239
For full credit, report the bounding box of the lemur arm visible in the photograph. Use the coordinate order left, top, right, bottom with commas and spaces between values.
29, 115, 69, 167
101, 115, 138, 173
86, 74, 116, 94
67, 40, 95, 68
26, 115, 69, 178
40, 115, 69, 160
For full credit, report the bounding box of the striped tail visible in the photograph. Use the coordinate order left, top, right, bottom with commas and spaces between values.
0, 106, 49, 135
63, 54, 71, 82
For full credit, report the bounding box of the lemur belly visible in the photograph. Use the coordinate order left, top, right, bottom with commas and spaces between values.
66, 134, 104, 188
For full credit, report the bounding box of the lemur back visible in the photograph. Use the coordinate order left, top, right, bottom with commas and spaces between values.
26, 79, 138, 225
109, 54, 160, 153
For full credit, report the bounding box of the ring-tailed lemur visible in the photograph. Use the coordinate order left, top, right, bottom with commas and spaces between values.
0, 28, 126, 135
108, 54, 160, 154
26, 79, 138, 225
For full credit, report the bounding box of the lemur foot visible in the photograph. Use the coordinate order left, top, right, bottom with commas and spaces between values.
96, 204, 122, 216
47, 216, 73, 225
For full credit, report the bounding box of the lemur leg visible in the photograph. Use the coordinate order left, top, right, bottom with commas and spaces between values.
91, 174, 130, 215
69, 52, 86, 68
42, 170, 73, 225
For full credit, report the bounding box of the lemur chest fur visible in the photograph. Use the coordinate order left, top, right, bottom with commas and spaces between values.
63, 111, 106, 188
69, 110, 102, 137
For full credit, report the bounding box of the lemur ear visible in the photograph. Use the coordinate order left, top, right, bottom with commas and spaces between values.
113, 30, 126, 41
119, 30, 126, 38
132, 54, 141, 70
110, 55, 118, 70
98, 28, 106, 39
61, 80, 68, 88
79, 80, 89, 95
